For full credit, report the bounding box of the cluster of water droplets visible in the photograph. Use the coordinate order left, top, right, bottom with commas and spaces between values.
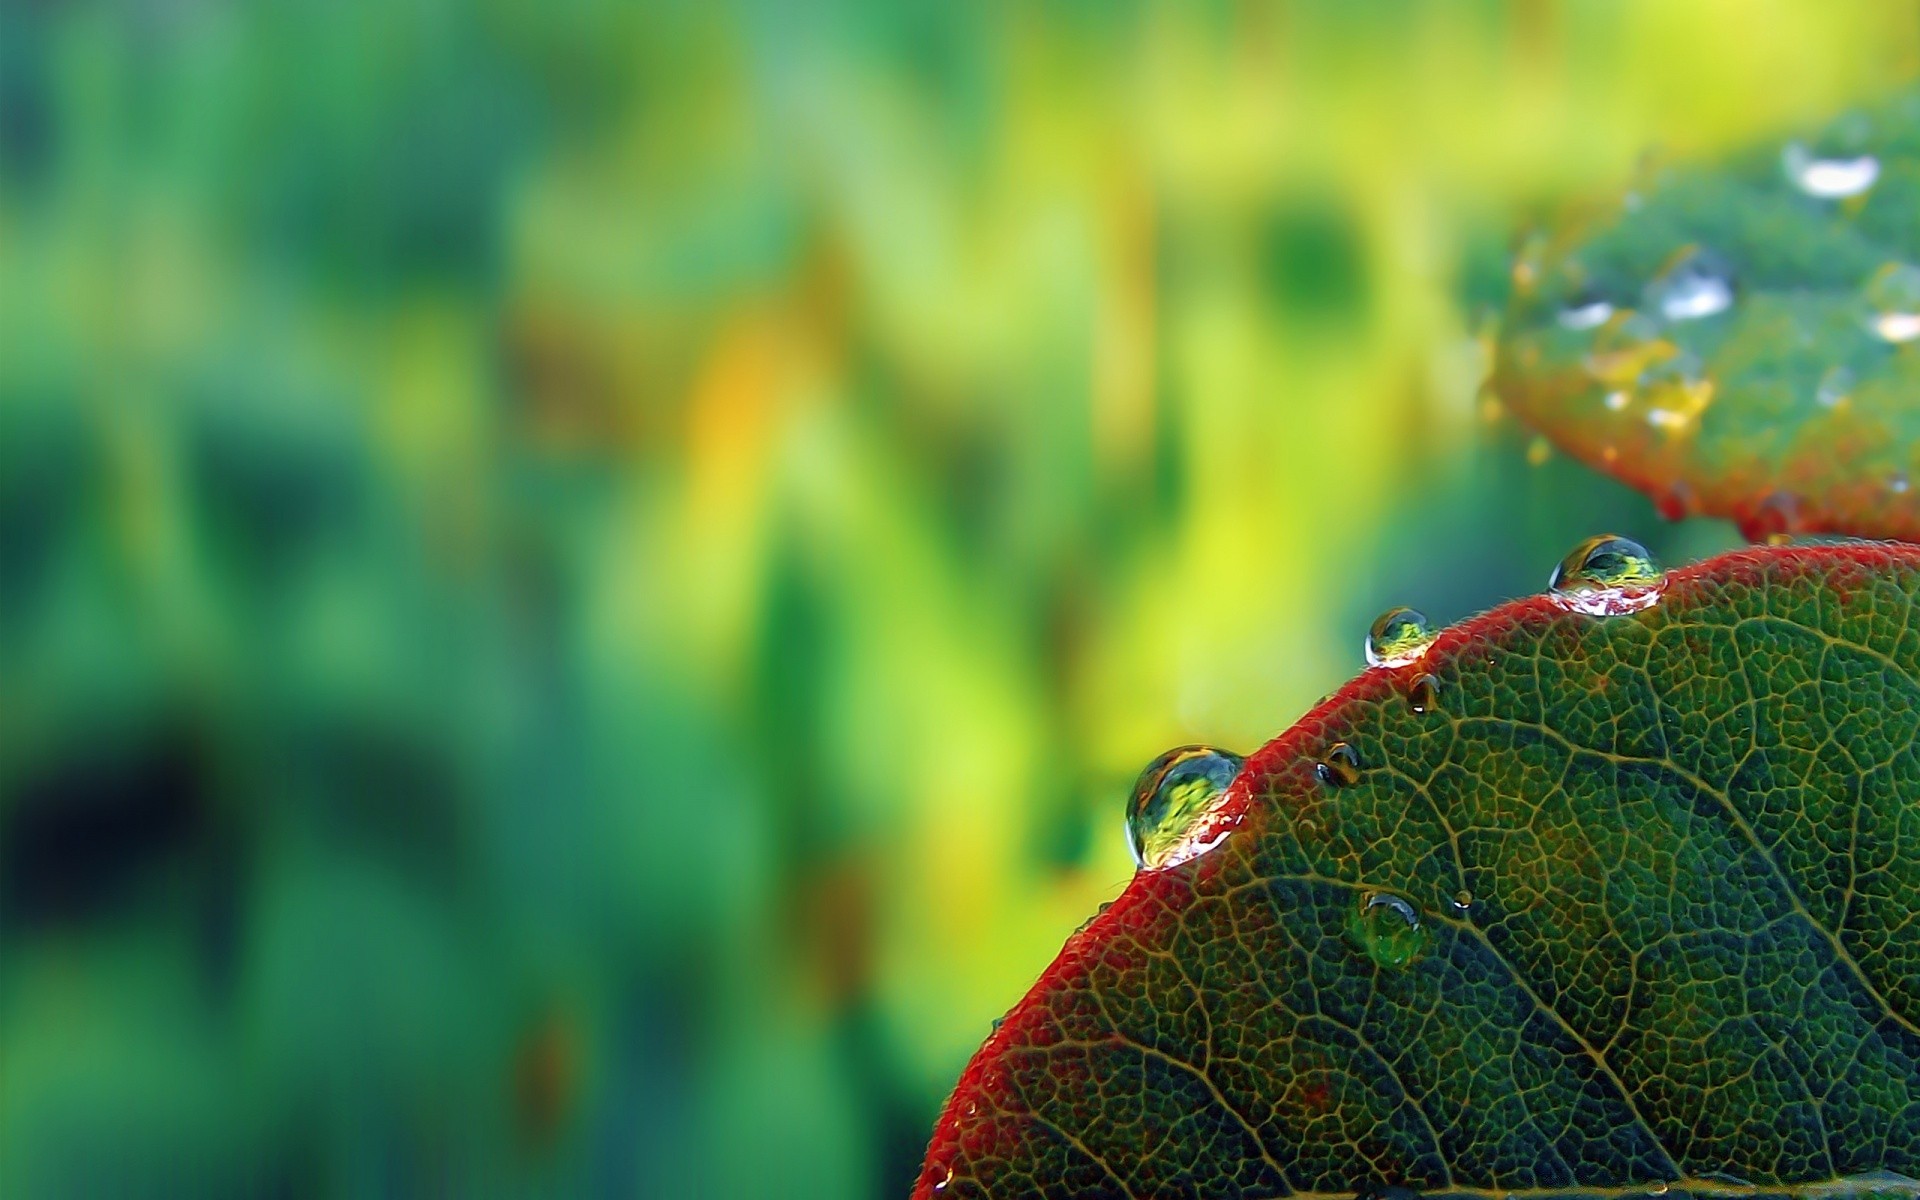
1547, 534, 1666, 616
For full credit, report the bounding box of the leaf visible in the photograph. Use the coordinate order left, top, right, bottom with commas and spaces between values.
917, 543, 1920, 1199
1492, 91, 1920, 542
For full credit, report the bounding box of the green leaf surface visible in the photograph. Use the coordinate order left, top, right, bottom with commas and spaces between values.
917, 544, 1920, 1199
1492, 91, 1920, 542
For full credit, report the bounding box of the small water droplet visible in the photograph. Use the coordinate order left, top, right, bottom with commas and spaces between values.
1557, 299, 1615, 331
1604, 390, 1631, 411
1738, 491, 1803, 544
1894, 472, 1911, 495
990, 1016, 1003, 1032
1647, 248, 1733, 321
1125, 746, 1245, 871
933, 1163, 955, 1191
1865, 263, 1920, 342
1315, 742, 1362, 787
1655, 480, 1694, 522
1407, 674, 1439, 715
1649, 1182, 1671, 1197
1547, 535, 1665, 616
1783, 142, 1880, 199
1365, 607, 1435, 669
1349, 891, 1428, 970
1526, 435, 1552, 467
1817, 365, 1855, 409
1452, 889, 1473, 910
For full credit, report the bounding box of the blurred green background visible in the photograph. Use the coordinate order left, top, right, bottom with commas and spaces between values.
1, 2, 1916, 1196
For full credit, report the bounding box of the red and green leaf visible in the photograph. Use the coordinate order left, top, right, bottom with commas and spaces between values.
1492, 91, 1920, 542
918, 543, 1920, 1198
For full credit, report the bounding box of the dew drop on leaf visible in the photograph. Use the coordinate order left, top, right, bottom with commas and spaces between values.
1349, 891, 1428, 970
1865, 262, 1920, 343
1452, 889, 1473, 911
1407, 673, 1439, 715
1648, 1182, 1671, 1197
1547, 534, 1665, 615
1315, 742, 1362, 787
1782, 142, 1880, 198
1125, 746, 1244, 871
1365, 607, 1435, 668
1646, 248, 1733, 321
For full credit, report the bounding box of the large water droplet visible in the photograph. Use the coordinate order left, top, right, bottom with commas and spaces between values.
1548, 535, 1665, 616
1865, 263, 1920, 342
1782, 142, 1880, 199
1315, 742, 1362, 787
1125, 746, 1244, 871
1349, 891, 1428, 970
1646, 249, 1733, 321
1452, 889, 1474, 911
1407, 674, 1439, 715
1365, 607, 1435, 669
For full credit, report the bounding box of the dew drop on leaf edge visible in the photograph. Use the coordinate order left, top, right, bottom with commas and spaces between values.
1547, 534, 1665, 615
1646, 248, 1733, 322
1782, 141, 1880, 199
1315, 742, 1362, 787
1125, 745, 1244, 871
1365, 606, 1436, 668
1350, 891, 1428, 970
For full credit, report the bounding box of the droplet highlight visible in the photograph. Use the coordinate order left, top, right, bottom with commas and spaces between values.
1866, 263, 1920, 342
1125, 746, 1245, 871
1315, 742, 1361, 788
1548, 534, 1665, 616
1365, 607, 1435, 669
1646, 248, 1733, 321
1557, 299, 1615, 331
1782, 142, 1880, 199
1349, 891, 1428, 970
1407, 674, 1439, 716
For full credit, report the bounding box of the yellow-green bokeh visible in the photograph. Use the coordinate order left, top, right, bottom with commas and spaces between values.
0, 2, 1914, 1196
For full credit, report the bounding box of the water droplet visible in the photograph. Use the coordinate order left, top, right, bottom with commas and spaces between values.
1526, 435, 1552, 467
1817, 365, 1855, 409
1365, 607, 1435, 669
1407, 674, 1439, 715
1655, 480, 1694, 522
1865, 263, 1920, 342
1452, 889, 1473, 910
1604, 390, 1630, 412
1558, 299, 1615, 331
1647, 248, 1734, 321
1783, 142, 1880, 199
1547, 535, 1665, 616
1894, 472, 1911, 495
989, 1016, 1003, 1032
1738, 491, 1802, 544
1125, 746, 1244, 871
1349, 891, 1428, 970
932, 1163, 955, 1191
1315, 742, 1362, 788
1649, 1182, 1671, 1197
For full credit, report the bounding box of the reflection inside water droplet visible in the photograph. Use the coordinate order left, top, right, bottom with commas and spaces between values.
1548, 534, 1665, 616
1365, 607, 1435, 669
1350, 891, 1428, 969
1647, 249, 1733, 321
1125, 746, 1244, 871
1407, 674, 1439, 715
1783, 142, 1880, 199
1315, 742, 1362, 787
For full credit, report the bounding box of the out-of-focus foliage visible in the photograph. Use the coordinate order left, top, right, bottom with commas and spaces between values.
1496, 87, 1920, 543
0, 2, 1914, 1196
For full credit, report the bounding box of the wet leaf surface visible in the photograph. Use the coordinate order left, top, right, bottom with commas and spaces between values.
917, 544, 1920, 1199
1493, 91, 1920, 542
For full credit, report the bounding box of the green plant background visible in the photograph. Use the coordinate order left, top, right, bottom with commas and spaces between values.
0, 3, 1914, 1197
